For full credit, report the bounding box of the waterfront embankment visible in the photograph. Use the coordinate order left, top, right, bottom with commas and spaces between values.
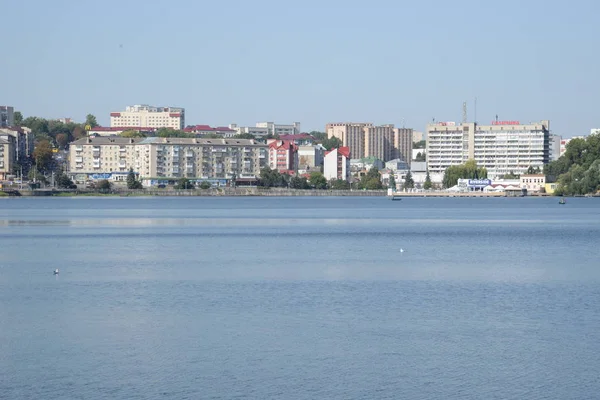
0, 188, 572, 198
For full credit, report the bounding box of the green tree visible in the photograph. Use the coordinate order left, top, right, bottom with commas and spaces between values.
97, 179, 112, 190
415, 152, 426, 162
320, 136, 342, 151
309, 171, 327, 189
259, 166, 287, 188
33, 140, 54, 171
199, 181, 212, 189
358, 166, 383, 190
388, 173, 396, 190
126, 168, 143, 189
404, 171, 415, 189
28, 168, 48, 184
424, 171, 433, 190
56, 173, 76, 189
413, 140, 426, 149
175, 178, 194, 189
156, 127, 193, 138
121, 130, 146, 138
442, 159, 487, 188
72, 126, 87, 139
526, 165, 541, 174
329, 179, 350, 190
233, 133, 256, 140
501, 171, 520, 179
13, 111, 23, 125
290, 175, 310, 189
85, 114, 98, 128
55, 133, 69, 149
309, 131, 327, 141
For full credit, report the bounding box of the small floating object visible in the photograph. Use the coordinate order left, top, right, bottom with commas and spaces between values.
54, 269, 59, 275
400, 248, 404, 253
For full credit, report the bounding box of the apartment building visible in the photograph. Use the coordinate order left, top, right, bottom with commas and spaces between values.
0, 135, 16, 179
268, 140, 297, 173
326, 122, 412, 163
69, 137, 267, 182
229, 122, 301, 138
0, 127, 33, 162
0, 106, 14, 128
426, 120, 550, 179
110, 104, 185, 130
323, 147, 351, 181
183, 125, 236, 137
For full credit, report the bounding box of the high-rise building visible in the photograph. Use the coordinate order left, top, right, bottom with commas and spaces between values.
110, 105, 185, 130
0, 106, 14, 128
426, 120, 550, 179
326, 123, 412, 163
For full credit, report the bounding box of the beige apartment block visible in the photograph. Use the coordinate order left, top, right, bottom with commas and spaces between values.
326, 122, 412, 163
426, 120, 550, 178
69, 137, 267, 180
0, 135, 16, 179
110, 104, 185, 130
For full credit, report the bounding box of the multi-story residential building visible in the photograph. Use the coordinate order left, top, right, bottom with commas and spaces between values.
426, 120, 550, 179
0, 135, 16, 179
0, 127, 33, 162
412, 131, 424, 143
69, 137, 267, 183
268, 140, 297, 173
326, 122, 412, 163
323, 147, 351, 182
229, 122, 301, 138
297, 144, 325, 174
591, 129, 600, 135
549, 134, 561, 161
183, 125, 236, 137
110, 104, 185, 130
256, 122, 301, 136
0, 106, 14, 128
279, 134, 316, 146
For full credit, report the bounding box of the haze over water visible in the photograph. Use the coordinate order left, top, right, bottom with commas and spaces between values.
1, 197, 599, 399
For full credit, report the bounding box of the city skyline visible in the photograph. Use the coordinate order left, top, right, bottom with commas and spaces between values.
2, 0, 599, 137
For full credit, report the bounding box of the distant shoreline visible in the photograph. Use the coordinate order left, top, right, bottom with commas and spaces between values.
0, 188, 583, 198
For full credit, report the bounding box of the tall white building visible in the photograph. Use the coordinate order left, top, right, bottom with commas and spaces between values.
110, 104, 185, 130
426, 120, 550, 179
0, 106, 14, 128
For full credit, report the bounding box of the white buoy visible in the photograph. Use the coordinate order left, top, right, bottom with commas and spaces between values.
400, 248, 404, 253
54, 269, 59, 275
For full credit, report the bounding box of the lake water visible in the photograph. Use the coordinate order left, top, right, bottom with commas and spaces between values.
1, 196, 600, 399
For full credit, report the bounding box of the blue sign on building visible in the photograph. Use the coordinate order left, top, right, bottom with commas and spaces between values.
468, 179, 491, 187
91, 173, 112, 180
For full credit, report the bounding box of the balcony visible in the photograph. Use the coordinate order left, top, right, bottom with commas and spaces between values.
75, 157, 83, 163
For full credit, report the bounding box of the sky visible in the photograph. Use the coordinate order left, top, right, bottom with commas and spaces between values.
2, 0, 599, 137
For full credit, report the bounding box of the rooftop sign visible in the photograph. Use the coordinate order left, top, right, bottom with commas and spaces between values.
492, 121, 520, 125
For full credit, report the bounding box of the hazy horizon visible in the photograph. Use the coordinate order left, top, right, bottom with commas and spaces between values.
2, 0, 598, 137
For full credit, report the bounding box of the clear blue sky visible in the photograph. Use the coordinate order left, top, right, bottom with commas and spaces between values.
2, 0, 598, 137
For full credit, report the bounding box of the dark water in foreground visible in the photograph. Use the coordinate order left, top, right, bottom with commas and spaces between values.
1, 196, 599, 399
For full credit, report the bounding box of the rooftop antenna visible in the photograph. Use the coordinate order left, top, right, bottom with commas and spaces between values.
495, 114, 499, 123
474, 97, 477, 124
462, 101, 467, 123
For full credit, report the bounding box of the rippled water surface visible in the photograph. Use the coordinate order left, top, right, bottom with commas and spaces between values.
1, 196, 600, 399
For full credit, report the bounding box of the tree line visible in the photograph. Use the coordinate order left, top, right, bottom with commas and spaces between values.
545, 133, 600, 195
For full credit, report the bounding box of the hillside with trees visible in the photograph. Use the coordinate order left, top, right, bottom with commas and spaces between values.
442, 159, 488, 188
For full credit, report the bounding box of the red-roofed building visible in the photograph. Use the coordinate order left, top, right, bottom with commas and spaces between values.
183, 125, 236, 137
268, 140, 298, 173
323, 147, 351, 182
278, 133, 315, 145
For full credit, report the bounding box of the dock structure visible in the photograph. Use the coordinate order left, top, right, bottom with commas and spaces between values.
387, 189, 509, 198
